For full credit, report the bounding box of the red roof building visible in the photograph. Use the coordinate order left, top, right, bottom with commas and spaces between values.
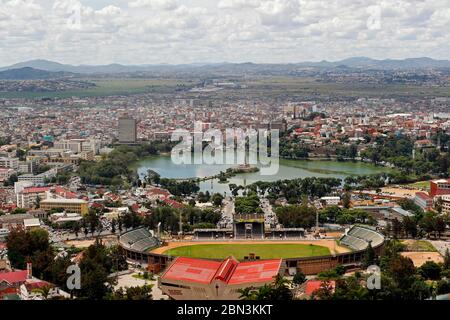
147, 187, 171, 201
0, 287, 18, 300
163, 198, 184, 209
430, 179, 450, 198
159, 256, 282, 300
0, 270, 29, 287
53, 186, 78, 199
0, 203, 16, 212
21, 187, 51, 194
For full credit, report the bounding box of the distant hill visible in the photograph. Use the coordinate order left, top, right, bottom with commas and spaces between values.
1, 57, 450, 75
2, 60, 70, 72
308, 57, 450, 69
0, 60, 155, 74
0, 67, 74, 80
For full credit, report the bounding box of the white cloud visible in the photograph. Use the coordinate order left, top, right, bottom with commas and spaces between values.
0, 0, 449, 65
218, 0, 260, 9
256, 0, 301, 27
129, 0, 179, 10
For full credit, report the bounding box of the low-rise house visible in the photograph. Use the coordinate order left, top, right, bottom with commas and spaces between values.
320, 196, 341, 206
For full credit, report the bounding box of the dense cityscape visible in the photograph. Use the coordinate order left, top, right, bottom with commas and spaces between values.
1, 67, 450, 302
1, 1, 450, 317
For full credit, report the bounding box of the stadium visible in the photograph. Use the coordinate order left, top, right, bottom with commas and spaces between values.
119, 224, 385, 275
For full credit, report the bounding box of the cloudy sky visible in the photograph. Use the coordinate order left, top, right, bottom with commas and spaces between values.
0, 0, 449, 66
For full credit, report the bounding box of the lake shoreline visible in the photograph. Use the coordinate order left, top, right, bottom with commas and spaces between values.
132, 152, 391, 193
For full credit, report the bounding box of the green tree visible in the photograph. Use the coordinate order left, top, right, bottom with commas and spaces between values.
436, 279, 450, 295
238, 275, 292, 300
293, 271, 306, 285
443, 249, 450, 270
418, 261, 441, 280
311, 280, 335, 300
234, 193, 262, 214
211, 193, 224, 207
6, 228, 55, 280
362, 242, 376, 268
435, 217, 446, 238
78, 240, 115, 300
109, 285, 153, 300
276, 203, 316, 228
402, 216, 418, 238
388, 255, 416, 290
146, 170, 161, 185
342, 192, 351, 209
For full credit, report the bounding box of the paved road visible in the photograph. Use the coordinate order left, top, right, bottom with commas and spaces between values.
261, 198, 278, 226
219, 198, 234, 228
114, 271, 168, 300
222, 198, 235, 218
50, 230, 117, 243
430, 240, 450, 256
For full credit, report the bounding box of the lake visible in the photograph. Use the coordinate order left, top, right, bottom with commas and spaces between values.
135, 151, 389, 194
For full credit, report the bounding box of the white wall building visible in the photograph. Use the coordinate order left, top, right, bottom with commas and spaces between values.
320, 196, 341, 206
0, 157, 19, 170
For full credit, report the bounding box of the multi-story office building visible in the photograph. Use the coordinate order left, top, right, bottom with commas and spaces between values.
14, 181, 34, 194
81, 139, 100, 155
79, 151, 94, 161
439, 195, 450, 215
18, 168, 57, 185
16, 186, 51, 209
118, 117, 137, 144
18, 161, 35, 174
0, 157, 19, 170
39, 198, 89, 215
430, 179, 450, 197
53, 140, 83, 153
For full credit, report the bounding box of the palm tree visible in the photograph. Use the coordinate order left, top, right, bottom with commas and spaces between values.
270, 274, 293, 300
273, 274, 290, 290
255, 285, 273, 300
238, 287, 256, 300
238, 276, 293, 301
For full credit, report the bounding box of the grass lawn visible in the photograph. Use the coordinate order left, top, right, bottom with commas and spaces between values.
132, 273, 155, 281
163, 243, 331, 260
0, 78, 195, 99
406, 181, 430, 190
402, 240, 437, 252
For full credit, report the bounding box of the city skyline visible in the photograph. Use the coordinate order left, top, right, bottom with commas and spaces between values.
1, 0, 450, 306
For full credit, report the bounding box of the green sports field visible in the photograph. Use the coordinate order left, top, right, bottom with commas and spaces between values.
163, 243, 331, 260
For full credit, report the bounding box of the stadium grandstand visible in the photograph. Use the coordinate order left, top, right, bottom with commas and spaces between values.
119, 228, 161, 263
233, 214, 265, 239
119, 225, 385, 276
193, 214, 305, 240
339, 225, 384, 251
